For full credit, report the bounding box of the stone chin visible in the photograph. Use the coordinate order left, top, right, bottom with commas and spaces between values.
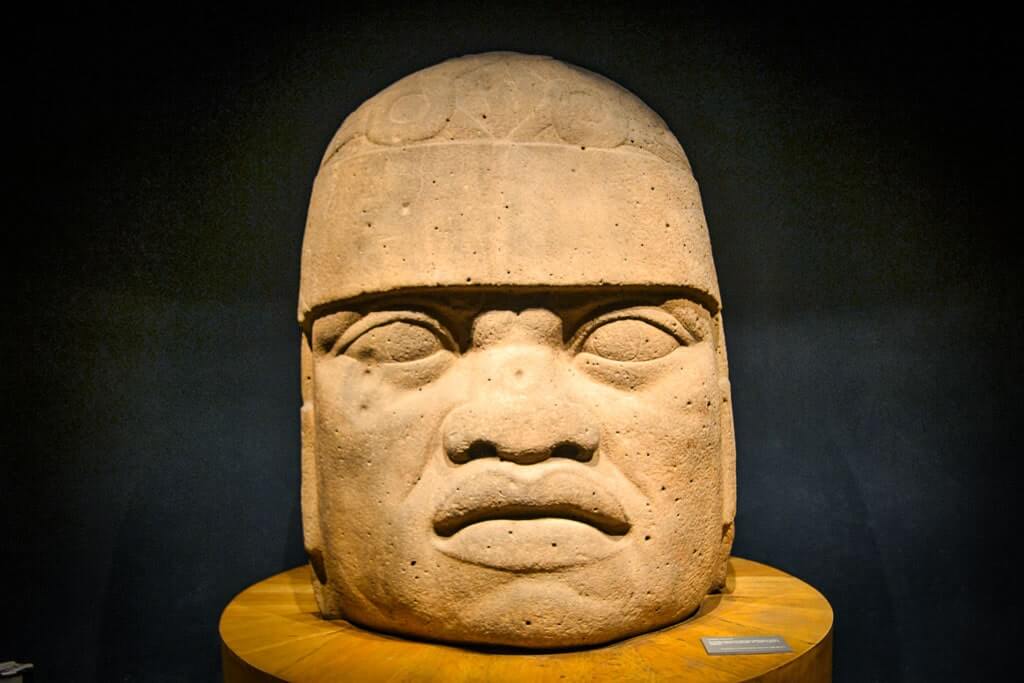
316, 546, 719, 649
389, 577, 697, 649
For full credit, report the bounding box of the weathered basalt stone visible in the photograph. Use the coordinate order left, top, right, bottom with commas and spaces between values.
298, 52, 736, 649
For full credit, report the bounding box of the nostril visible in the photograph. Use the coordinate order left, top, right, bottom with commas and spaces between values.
466, 440, 498, 462
552, 442, 590, 462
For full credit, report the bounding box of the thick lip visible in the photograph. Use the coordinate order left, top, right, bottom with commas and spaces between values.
434, 501, 629, 537
431, 468, 631, 538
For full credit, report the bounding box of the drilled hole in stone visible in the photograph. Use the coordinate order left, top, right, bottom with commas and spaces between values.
466, 441, 497, 460
552, 442, 583, 460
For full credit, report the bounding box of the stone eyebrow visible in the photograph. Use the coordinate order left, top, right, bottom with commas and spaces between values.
332, 311, 456, 356
660, 299, 713, 341
309, 288, 714, 350
309, 310, 362, 354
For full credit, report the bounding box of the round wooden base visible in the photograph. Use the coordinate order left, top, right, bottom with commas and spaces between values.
220, 557, 832, 682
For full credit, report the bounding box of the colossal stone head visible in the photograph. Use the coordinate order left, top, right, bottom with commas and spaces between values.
298, 52, 736, 648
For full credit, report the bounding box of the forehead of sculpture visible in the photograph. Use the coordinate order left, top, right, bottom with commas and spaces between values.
299, 52, 722, 324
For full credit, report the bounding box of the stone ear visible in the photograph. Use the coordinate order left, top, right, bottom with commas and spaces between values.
711, 314, 737, 590
300, 334, 327, 585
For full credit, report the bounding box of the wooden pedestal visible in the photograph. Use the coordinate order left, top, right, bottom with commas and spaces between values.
220, 557, 832, 682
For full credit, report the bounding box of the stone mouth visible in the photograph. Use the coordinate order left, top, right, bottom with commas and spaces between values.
431, 470, 631, 539
433, 501, 630, 538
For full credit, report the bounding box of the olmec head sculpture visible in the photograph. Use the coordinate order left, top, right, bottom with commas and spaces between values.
299, 52, 736, 648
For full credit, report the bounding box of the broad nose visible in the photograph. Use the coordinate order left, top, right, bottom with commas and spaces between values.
442, 348, 600, 465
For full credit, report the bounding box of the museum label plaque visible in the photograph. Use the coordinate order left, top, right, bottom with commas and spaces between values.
701, 635, 793, 655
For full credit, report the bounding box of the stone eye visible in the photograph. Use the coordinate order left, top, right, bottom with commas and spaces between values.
344, 321, 446, 363
580, 318, 680, 362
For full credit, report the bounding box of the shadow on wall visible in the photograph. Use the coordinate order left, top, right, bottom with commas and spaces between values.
66, 296, 309, 681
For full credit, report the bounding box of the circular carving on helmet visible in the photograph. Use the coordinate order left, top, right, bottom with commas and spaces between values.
368, 76, 455, 145
553, 86, 629, 148
389, 93, 432, 124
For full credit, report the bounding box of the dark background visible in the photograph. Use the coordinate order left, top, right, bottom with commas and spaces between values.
3, 4, 1016, 681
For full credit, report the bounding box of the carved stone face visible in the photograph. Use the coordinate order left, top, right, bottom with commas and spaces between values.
299, 53, 736, 648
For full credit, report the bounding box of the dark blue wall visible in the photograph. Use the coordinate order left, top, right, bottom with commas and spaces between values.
4, 5, 1014, 681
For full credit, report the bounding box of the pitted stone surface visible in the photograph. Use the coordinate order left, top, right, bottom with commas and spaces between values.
298, 52, 736, 649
